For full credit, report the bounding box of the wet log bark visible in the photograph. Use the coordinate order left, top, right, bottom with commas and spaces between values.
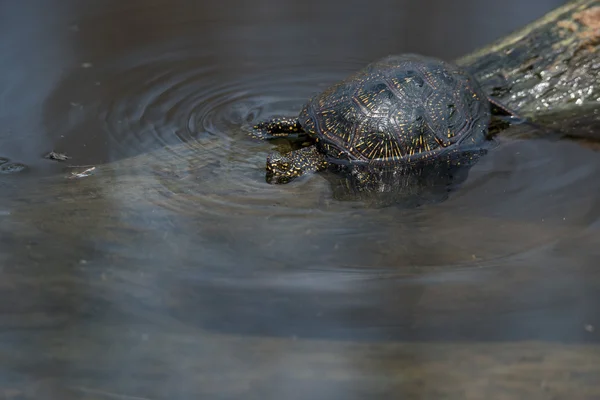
460, 0, 600, 117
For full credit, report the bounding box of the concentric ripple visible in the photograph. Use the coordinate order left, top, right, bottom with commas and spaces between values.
0, 157, 27, 174
90, 52, 600, 270
98, 54, 363, 216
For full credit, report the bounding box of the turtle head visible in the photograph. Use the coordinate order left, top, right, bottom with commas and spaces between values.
265, 146, 328, 184
266, 152, 303, 184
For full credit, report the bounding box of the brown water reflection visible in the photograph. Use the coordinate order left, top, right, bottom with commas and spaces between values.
3, 0, 600, 398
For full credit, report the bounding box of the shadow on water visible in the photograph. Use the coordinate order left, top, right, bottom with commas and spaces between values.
3, 0, 600, 398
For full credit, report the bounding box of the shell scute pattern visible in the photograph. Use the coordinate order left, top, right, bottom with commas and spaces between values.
299, 54, 491, 164
354, 81, 395, 117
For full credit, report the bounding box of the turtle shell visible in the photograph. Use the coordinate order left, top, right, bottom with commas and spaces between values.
298, 54, 491, 164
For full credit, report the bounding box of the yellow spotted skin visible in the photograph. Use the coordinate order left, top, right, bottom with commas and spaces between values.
250, 117, 305, 140
266, 146, 328, 184
252, 54, 496, 183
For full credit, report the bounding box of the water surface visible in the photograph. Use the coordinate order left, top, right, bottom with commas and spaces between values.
3, 0, 600, 399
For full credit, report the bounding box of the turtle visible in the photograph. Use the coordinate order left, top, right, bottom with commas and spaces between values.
250, 54, 520, 184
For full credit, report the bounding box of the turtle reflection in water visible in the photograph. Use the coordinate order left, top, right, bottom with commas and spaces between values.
250, 54, 519, 200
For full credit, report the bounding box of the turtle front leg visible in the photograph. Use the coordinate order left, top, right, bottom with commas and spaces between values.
249, 117, 307, 141
266, 146, 329, 184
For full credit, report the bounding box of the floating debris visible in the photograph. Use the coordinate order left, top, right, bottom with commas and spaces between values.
0, 162, 27, 174
81, 62, 93, 68
45, 151, 71, 161
68, 166, 95, 179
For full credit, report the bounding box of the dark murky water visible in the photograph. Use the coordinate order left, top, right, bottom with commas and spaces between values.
3, 0, 600, 398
